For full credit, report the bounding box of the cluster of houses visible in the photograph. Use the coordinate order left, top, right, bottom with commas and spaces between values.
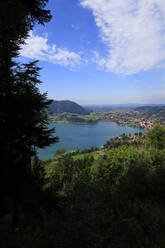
136, 119, 154, 130
97, 111, 164, 130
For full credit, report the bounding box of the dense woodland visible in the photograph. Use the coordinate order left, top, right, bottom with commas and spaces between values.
49, 100, 90, 115
1, 1, 165, 247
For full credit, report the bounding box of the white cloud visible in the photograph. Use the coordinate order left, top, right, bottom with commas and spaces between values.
81, 0, 165, 74
20, 31, 81, 67
92, 51, 106, 69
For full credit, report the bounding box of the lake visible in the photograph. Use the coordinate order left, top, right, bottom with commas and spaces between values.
38, 122, 142, 159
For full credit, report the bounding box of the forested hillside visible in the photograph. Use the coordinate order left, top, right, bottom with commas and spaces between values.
49, 100, 90, 115
1, 125, 165, 247
134, 106, 165, 117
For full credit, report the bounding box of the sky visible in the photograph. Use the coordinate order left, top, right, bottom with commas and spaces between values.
20, 0, 165, 105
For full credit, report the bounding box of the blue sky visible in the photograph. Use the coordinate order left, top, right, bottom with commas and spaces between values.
20, 0, 165, 105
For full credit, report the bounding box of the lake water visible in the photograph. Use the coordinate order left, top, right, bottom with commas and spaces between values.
38, 122, 142, 159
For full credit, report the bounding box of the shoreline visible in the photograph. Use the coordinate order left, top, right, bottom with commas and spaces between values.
49, 119, 144, 130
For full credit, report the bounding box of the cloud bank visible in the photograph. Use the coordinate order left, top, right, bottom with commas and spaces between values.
81, 0, 165, 74
20, 31, 81, 67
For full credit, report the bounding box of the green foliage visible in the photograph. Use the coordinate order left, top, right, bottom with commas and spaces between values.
54, 147, 66, 157
73, 152, 100, 161
29, 142, 164, 247
2, 136, 165, 247
0, 0, 58, 231
146, 124, 165, 150
49, 100, 90, 115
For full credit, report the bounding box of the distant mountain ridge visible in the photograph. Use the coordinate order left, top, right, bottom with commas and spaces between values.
84, 103, 165, 112
133, 105, 165, 114
49, 100, 90, 115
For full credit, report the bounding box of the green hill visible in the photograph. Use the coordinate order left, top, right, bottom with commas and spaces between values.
49, 100, 90, 115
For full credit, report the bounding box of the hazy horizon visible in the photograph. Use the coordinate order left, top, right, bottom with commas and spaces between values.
50, 99, 165, 106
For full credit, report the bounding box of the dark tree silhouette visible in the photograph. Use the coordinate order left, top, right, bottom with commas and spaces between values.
0, 0, 57, 226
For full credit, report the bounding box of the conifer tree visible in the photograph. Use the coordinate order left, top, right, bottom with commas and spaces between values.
0, 0, 57, 224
